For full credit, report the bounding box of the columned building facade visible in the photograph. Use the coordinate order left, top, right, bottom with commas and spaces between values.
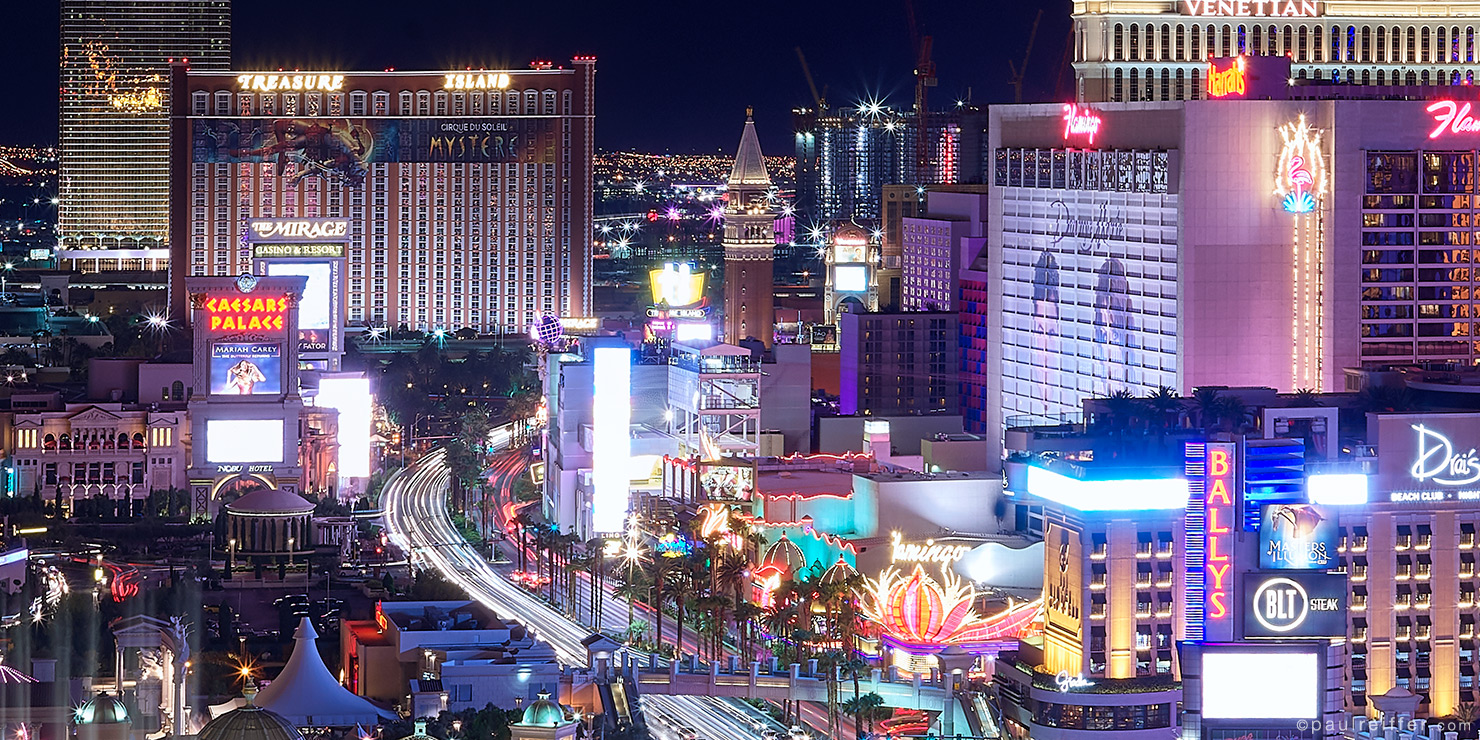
1073, 0, 1480, 103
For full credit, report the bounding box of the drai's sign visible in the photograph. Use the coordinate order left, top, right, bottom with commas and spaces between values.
1183, 0, 1321, 17
237, 74, 344, 92
1410, 424, 1479, 485
249, 219, 350, 242
1055, 671, 1096, 692
890, 531, 971, 566
1242, 573, 1346, 639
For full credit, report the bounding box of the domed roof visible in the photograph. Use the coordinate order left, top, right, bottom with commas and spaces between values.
761, 535, 806, 574
226, 487, 314, 515
75, 693, 130, 725
198, 705, 304, 740
518, 691, 569, 727
820, 557, 859, 587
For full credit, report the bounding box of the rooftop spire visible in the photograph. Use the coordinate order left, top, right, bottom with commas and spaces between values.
728, 110, 770, 188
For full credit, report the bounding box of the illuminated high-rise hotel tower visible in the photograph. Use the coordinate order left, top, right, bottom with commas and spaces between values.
722, 110, 776, 347
59, 0, 231, 250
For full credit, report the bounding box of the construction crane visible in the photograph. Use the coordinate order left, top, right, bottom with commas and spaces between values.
1008, 9, 1044, 104
795, 47, 825, 111
904, 0, 936, 182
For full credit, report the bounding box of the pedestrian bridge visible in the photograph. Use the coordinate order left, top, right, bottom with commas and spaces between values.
599, 653, 954, 711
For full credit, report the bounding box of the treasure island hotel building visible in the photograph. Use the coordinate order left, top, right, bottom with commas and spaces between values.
167, 61, 595, 331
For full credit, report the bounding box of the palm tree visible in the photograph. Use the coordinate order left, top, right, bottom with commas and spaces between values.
1215, 395, 1253, 433
1190, 387, 1223, 431
841, 693, 886, 736
733, 601, 764, 659
1288, 388, 1322, 407
1143, 386, 1182, 430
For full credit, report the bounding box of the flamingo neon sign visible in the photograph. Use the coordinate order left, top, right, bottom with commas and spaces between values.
1275, 115, 1325, 214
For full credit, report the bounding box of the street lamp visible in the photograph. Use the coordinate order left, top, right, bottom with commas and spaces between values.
287, 537, 295, 572
1, 262, 13, 299
227, 538, 236, 578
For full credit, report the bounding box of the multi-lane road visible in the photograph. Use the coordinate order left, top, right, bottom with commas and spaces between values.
381, 448, 781, 739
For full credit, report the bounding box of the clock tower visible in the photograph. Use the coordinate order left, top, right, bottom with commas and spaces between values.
722, 109, 777, 347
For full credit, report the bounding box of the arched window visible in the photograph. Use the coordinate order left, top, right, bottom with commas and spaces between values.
1114, 24, 1125, 61
1223, 25, 1233, 56
59, 434, 70, 451
1468, 27, 1475, 62
133, 433, 145, 450
1209, 25, 1219, 57
1159, 68, 1169, 100
1408, 70, 1418, 85
1347, 26, 1357, 61
1361, 27, 1371, 62
1175, 68, 1186, 99
1298, 68, 1308, 80
1377, 70, 1386, 85
1299, 26, 1309, 61
1347, 68, 1356, 83
1162, 24, 1172, 60
1439, 27, 1449, 62
1114, 68, 1124, 101
1376, 27, 1385, 62
1129, 68, 1139, 100
43, 434, 55, 451
117, 433, 128, 449
1362, 70, 1371, 85
171, 380, 185, 400
1422, 27, 1431, 63
1421, 69, 1430, 85
1191, 24, 1201, 59
1191, 67, 1202, 99
1238, 24, 1247, 53
1267, 25, 1277, 55
1331, 25, 1341, 62
1176, 25, 1186, 61
1145, 67, 1155, 100
1130, 24, 1140, 60
1251, 25, 1261, 54
1283, 25, 1293, 55
1392, 26, 1401, 62
1407, 27, 1417, 63
1452, 26, 1461, 61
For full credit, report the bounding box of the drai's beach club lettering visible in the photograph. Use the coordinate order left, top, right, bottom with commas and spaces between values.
1410, 424, 1480, 486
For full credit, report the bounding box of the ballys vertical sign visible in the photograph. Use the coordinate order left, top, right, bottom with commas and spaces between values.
1205, 444, 1235, 633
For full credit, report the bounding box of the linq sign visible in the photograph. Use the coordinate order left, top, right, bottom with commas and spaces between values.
205, 296, 289, 332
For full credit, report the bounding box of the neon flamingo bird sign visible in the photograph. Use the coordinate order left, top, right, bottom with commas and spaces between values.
1275, 115, 1325, 214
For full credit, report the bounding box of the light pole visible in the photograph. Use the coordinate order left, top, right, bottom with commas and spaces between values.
1, 262, 13, 299
287, 537, 295, 573
227, 538, 236, 579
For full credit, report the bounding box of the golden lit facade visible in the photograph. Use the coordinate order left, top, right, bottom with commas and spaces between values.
60, 0, 230, 249
1072, 0, 1480, 103
171, 63, 595, 332
1043, 511, 1186, 680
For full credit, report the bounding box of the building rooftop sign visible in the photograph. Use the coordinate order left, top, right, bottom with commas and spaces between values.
1183, 0, 1320, 17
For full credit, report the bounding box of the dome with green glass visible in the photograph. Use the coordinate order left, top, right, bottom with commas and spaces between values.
518, 691, 570, 727
75, 693, 130, 725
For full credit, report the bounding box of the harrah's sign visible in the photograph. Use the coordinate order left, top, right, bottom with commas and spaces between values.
1207, 59, 1247, 98
1204, 445, 1235, 627
1061, 104, 1103, 145
1184, 0, 1320, 16
1427, 101, 1480, 140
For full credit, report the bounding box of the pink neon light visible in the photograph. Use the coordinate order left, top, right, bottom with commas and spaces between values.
738, 515, 859, 553
1428, 100, 1480, 139
1062, 104, 1103, 144
761, 492, 853, 501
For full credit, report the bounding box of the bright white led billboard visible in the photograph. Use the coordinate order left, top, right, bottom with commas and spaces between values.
318, 375, 371, 478
1201, 651, 1318, 719
834, 265, 867, 293
591, 346, 632, 533
206, 419, 285, 463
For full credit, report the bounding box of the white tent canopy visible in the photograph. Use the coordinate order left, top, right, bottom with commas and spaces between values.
253, 617, 395, 727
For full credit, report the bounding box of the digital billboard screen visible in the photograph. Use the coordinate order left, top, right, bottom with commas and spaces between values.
699, 461, 755, 501
192, 117, 555, 186
265, 262, 337, 353
834, 265, 867, 293
1241, 572, 1348, 639
210, 343, 282, 396
1258, 503, 1337, 569
1201, 650, 1319, 720
206, 419, 284, 463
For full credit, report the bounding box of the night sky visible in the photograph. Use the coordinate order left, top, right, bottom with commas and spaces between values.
2, 0, 1072, 155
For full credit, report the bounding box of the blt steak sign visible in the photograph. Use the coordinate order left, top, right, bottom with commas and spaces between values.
1241, 572, 1346, 639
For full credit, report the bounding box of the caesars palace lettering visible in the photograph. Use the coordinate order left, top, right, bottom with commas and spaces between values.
1183, 0, 1321, 16
1050, 200, 1126, 255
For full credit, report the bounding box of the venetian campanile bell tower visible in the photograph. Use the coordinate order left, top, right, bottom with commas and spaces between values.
722, 109, 776, 347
